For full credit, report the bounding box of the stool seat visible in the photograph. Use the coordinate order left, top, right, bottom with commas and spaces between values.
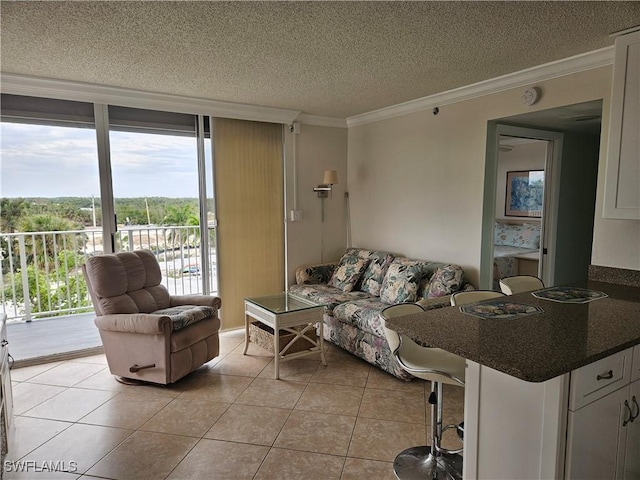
381, 303, 467, 480
499, 275, 545, 295
395, 339, 466, 386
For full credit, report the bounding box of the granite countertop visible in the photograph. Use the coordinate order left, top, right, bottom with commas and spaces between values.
385, 280, 640, 383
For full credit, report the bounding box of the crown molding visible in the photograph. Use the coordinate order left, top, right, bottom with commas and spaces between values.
295, 113, 347, 128
0, 73, 301, 125
347, 46, 615, 127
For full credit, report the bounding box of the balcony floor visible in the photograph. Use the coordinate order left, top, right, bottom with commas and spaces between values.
7, 313, 103, 367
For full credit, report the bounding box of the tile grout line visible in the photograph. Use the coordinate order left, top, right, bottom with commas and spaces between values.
10, 338, 436, 479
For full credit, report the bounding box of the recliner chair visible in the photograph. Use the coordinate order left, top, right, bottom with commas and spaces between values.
83, 249, 221, 385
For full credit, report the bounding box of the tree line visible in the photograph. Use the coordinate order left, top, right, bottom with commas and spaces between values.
1, 196, 200, 233
0, 196, 202, 320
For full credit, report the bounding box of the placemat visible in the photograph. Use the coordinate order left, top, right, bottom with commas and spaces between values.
460, 300, 544, 319
532, 286, 608, 304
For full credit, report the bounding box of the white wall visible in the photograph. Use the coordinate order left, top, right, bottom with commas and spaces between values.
348, 65, 639, 286
285, 124, 348, 285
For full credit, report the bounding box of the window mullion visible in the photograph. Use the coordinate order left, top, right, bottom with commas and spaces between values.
94, 104, 116, 254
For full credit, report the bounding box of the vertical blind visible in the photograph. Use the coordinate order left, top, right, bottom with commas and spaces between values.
214, 118, 284, 329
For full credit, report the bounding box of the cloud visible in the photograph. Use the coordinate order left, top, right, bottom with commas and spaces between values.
1, 123, 199, 198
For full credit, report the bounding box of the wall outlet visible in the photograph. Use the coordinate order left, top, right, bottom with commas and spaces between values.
290, 210, 303, 222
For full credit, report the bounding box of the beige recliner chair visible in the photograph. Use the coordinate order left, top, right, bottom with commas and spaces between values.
83, 249, 221, 385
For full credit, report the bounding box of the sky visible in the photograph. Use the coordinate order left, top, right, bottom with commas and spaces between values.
0, 122, 201, 198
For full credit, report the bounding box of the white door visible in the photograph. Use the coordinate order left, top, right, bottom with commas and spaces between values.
623, 380, 640, 479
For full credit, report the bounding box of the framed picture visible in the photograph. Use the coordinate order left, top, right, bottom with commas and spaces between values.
505, 170, 544, 217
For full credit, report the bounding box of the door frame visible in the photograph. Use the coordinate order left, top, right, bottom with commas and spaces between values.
480, 123, 564, 289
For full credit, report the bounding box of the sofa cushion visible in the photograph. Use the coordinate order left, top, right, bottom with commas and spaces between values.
380, 258, 425, 304
153, 305, 216, 331
360, 253, 395, 296
328, 256, 370, 292
288, 284, 372, 313
296, 263, 337, 285
422, 264, 465, 298
343, 247, 374, 260
333, 298, 389, 337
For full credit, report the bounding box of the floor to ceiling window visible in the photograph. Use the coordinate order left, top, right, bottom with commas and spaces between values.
1, 95, 100, 322
0, 96, 217, 327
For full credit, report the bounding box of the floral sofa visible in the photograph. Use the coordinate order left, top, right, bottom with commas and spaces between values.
289, 248, 472, 380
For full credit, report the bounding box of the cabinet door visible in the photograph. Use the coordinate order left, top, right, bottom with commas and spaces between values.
604, 31, 640, 219
566, 385, 629, 480
623, 380, 640, 479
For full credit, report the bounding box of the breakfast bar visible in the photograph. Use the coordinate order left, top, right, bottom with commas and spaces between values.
385, 271, 640, 479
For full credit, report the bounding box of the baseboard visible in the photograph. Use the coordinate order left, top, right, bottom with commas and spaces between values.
12, 346, 105, 369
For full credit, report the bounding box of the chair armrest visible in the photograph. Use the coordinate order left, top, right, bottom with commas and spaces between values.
170, 295, 222, 309
415, 295, 453, 311
295, 262, 338, 285
94, 313, 171, 335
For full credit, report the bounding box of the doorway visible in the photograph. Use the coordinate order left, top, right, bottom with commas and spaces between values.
481, 100, 603, 290
493, 133, 553, 290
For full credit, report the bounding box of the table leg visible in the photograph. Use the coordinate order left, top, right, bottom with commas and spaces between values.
318, 320, 327, 366
243, 312, 250, 355
274, 321, 280, 379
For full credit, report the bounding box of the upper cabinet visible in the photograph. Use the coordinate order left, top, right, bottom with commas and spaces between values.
604, 31, 640, 220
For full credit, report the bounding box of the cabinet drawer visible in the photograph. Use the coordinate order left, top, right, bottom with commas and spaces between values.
633, 344, 640, 383
569, 348, 632, 411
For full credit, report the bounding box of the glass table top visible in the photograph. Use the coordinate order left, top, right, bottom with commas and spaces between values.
245, 293, 324, 314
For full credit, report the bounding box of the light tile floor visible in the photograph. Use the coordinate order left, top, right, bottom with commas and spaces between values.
6, 330, 464, 480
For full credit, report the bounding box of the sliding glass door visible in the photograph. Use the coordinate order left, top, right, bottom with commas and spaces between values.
107, 106, 214, 296
1, 95, 101, 321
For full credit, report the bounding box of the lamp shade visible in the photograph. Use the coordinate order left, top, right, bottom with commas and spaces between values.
323, 170, 338, 185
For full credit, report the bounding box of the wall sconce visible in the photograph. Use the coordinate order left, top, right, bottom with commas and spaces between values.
313, 170, 339, 198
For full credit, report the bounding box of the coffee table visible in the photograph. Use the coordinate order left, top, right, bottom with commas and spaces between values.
243, 293, 327, 379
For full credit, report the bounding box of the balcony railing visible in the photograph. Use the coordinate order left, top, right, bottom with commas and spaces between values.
1, 226, 216, 323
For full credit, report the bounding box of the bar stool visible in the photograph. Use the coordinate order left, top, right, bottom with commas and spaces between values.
498, 275, 544, 295
381, 303, 466, 480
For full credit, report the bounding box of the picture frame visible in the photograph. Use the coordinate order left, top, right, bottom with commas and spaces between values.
505, 170, 544, 217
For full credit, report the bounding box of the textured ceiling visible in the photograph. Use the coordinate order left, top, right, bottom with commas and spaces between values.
1, 1, 640, 119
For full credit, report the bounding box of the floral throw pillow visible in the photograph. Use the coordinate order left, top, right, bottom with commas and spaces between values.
380, 258, 425, 304
424, 264, 465, 298
360, 253, 395, 296
328, 256, 371, 292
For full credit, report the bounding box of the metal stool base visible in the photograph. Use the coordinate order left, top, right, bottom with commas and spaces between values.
393, 446, 463, 480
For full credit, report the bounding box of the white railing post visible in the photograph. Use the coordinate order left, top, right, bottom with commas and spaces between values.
17, 236, 32, 322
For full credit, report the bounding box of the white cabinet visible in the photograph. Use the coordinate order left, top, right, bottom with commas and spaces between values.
604, 31, 640, 219
565, 347, 640, 479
